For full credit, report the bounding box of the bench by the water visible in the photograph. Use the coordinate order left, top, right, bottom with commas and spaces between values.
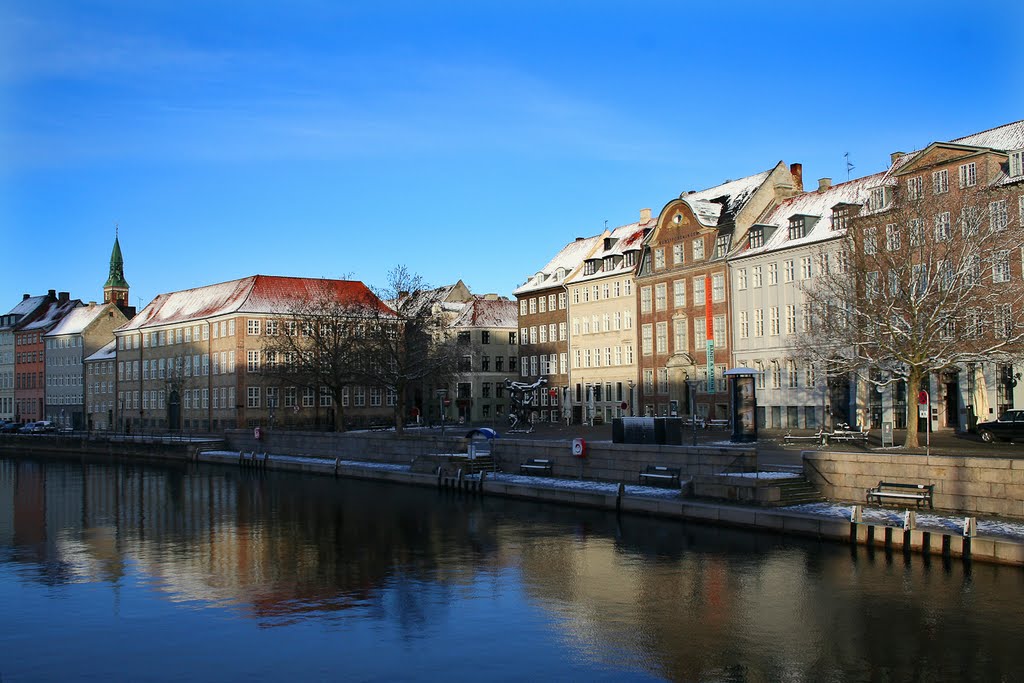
866, 481, 934, 509
638, 465, 681, 488
519, 458, 554, 476
830, 428, 869, 443
784, 430, 827, 446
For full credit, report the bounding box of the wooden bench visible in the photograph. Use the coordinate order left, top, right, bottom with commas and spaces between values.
783, 430, 826, 446
519, 458, 554, 476
866, 481, 934, 509
829, 429, 869, 443
638, 465, 681, 488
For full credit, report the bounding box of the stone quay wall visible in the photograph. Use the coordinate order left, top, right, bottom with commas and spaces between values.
804, 450, 1024, 518
225, 429, 757, 484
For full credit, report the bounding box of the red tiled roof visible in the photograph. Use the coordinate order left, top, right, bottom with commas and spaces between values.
121, 275, 392, 330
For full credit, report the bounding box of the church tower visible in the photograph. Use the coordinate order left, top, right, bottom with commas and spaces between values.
103, 231, 135, 316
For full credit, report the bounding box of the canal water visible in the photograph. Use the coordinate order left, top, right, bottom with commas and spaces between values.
1, 454, 1021, 682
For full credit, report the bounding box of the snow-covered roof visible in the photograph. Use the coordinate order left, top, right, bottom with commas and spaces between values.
567, 219, 652, 285
120, 275, 391, 331
19, 299, 82, 333
45, 303, 112, 337
395, 282, 470, 318
5, 295, 49, 318
950, 119, 1024, 151
736, 173, 882, 258
679, 170, 773, 227
84, 340, 117, 362
450, 297, 517, 329
514, 234, 604, 295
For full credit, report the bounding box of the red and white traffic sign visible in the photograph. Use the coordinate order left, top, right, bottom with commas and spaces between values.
917, 390, 929, 405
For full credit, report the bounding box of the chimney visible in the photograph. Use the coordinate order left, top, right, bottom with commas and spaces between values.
88, 301, 96, 308
890, 151, 904, 164
789, 163, 803, 192
58, 291, 69, 303
640, 208, 652, 222
48, 289, 56, 299
575, 237, 584, 242
817, 178, 832, 193
23, 293, 30, 300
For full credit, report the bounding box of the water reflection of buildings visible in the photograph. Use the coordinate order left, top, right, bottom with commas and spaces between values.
1, 457, 1020, 680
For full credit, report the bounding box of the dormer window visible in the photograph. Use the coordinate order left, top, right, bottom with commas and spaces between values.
832, 205, 853, 231
583, 260, 597, 275
1010, 150, 1024, 179
603, 256, 615, 270
788, 217, 806, 240
715, 234, 730, 257
748, 228, 764, 248
623, 251, 637, 267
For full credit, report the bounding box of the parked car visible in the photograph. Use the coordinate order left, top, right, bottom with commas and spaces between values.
0, 422, 24, 433
17, 421, 55, 434
977, 410, 1024, 443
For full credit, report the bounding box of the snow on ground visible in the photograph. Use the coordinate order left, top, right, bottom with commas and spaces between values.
785, 502, 1024, 540
717, 471, 800, 480
480, 471, 684, 498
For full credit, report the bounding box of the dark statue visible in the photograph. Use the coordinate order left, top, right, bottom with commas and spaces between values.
505, 376, 548, 433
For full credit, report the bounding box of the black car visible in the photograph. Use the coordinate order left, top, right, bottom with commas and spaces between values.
0, 422, 24, 433
977, 410, 1024, 443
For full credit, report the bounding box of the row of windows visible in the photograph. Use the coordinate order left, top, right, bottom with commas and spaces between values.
46, 374, 82, 387
520, 292, 569, 315
569, 278, 633, 305
640, 316, 727, 355
735, 259, 813, 290
456, 330, 515, 345
737, 305, 809, 339
45, 336, 82, 350
519, 354, 569, 377
573, 345, 635, 368
458, 354, 517, 373
650, 234, 730, 269
520, 323, 567, 346
640, 275, 726, 312
570, 313, 632, 336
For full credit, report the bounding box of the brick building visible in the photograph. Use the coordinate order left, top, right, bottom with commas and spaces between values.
636, 163, 802, 420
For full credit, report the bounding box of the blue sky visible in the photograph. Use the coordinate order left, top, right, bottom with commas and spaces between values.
2, 0, 1022, 309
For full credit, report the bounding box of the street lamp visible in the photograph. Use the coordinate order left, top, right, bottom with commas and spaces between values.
627, 379, 635, 417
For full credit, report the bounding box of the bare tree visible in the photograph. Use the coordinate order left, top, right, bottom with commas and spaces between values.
802, 183, 1024, 447
355, 266, 460, 433
264, 279, 392, 432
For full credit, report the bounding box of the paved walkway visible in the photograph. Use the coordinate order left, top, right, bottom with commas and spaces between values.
416, 421, 1024, 468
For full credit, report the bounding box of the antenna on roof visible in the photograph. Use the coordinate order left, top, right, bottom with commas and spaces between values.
844, 153, 855, 181
604, 220, 608, 230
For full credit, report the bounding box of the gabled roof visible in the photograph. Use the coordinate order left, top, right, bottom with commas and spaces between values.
678, 169, 773, 227
395, 281, 472, 317
45, 303, 118, 337
85, 340, 117, 363
120, 275, 391, 331
450, 297, 517, 329
737, 173, 882, 258
566, 219, 653, 285
19, 299, 82, 333
514, 233, 605, 295
950, 119, 1024, 151
1, 295, 51, 331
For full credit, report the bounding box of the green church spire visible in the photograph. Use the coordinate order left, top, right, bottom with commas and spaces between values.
105, 235, 129, 289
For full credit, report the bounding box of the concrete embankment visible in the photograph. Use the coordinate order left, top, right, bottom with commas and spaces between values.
205, 448, 1024, 567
